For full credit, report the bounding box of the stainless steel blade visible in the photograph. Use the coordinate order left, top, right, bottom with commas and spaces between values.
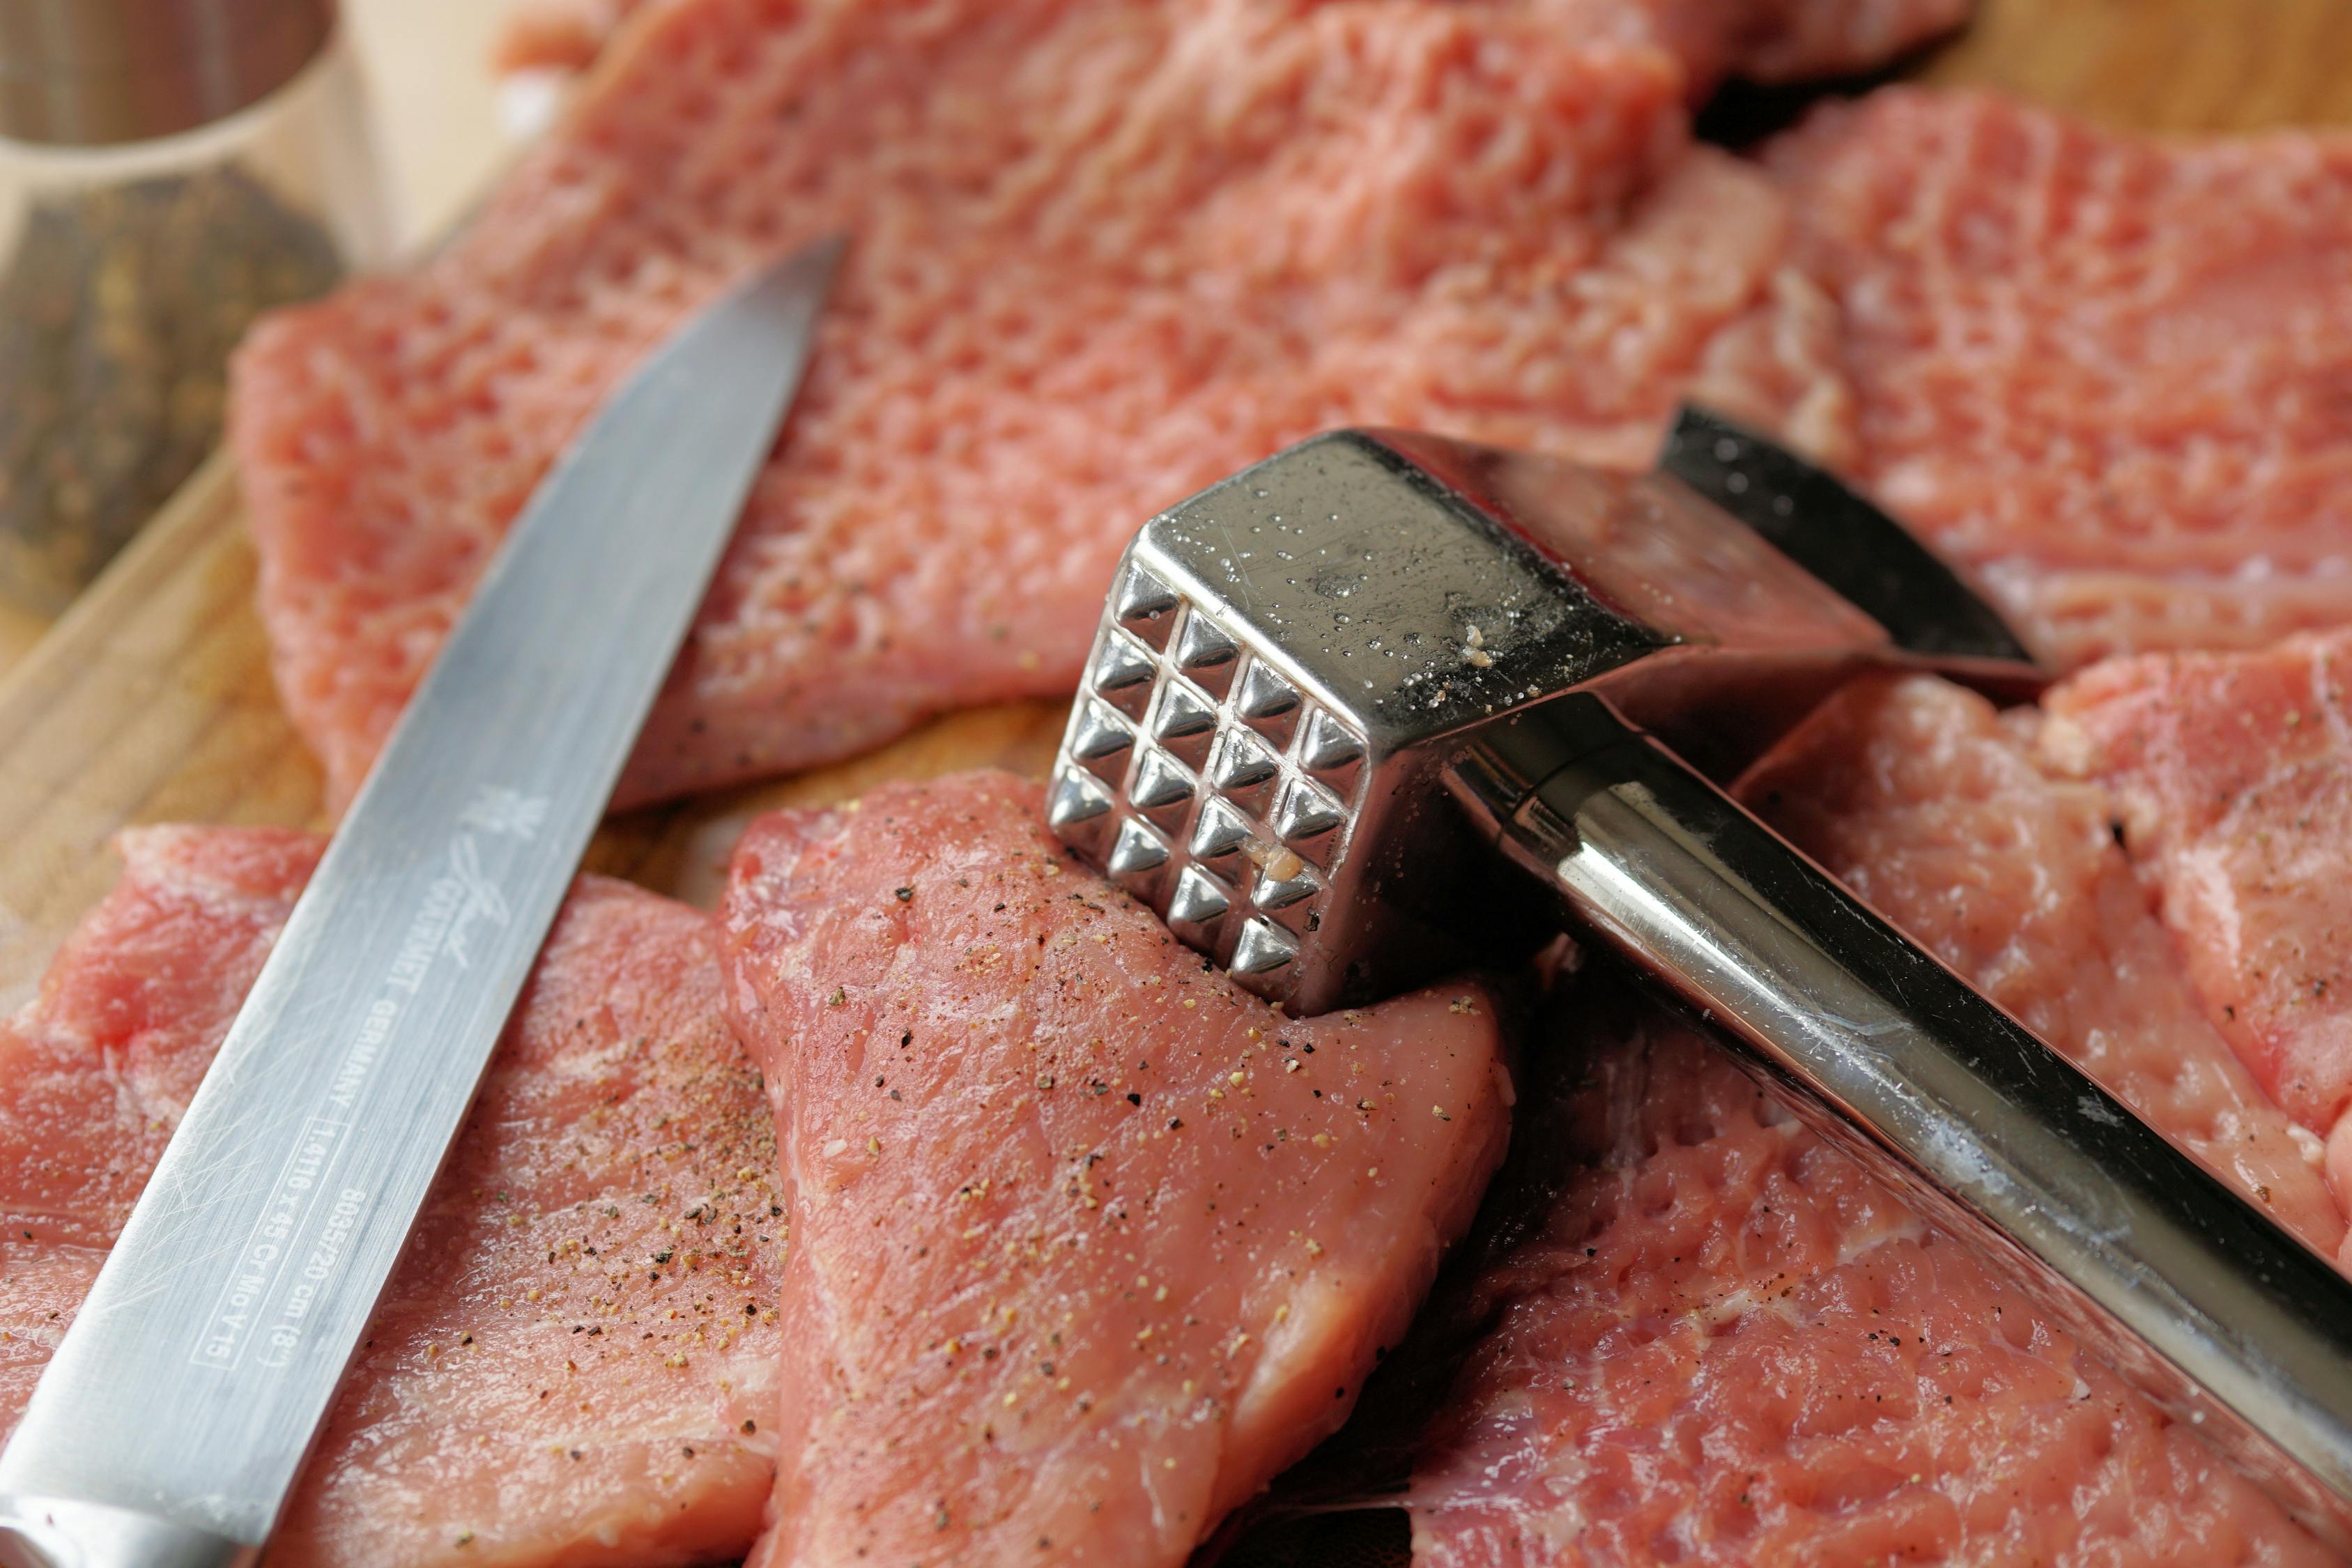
0, 235, 843, 1568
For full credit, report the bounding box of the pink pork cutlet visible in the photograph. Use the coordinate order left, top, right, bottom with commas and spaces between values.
1745, 672, 2342, 1256
1769, 90, 2352, 670
1406, 983, 2341, 1568
0, 827, 783, 1568
233, 0, 1854, 813
718, 771, 1513, 1567
1399, 671, 2352, 1566
496, 0, 1972, 90
1526, 0, 1969, 91
2043, 630, 2352, 1242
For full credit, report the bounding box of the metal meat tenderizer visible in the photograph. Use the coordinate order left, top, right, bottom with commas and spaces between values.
1047, 407, 2352, 1542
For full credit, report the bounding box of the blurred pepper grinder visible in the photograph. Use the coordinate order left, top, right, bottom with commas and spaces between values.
0, 0, 390, 617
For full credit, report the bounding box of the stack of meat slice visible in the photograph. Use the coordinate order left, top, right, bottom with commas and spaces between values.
492, 0, 1971, 95
0, 781, 1513, 1568
239, 6, 2352, 815
1401, 673, 2352, 1565
26, 690, 2352, 1565
717, 774, 1512, 1565
0, 829, 785, 1566
87, 0, 2352, 1563
233, 0, 1869, 813
1770, 90, 2352, 666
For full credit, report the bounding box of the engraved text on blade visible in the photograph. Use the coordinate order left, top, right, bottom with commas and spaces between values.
189, 787, 546, 1374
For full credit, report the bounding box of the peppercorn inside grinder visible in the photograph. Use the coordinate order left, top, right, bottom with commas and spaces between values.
0, 0, 391, 616
1047, 408, 2352, 1545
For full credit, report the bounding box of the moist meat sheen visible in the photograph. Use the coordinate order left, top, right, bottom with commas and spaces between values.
717, 771, 1512, 1567
233, 0, 1854, 813
1743, 672, 2343, 1256
1405, 985, 2341, 1568
2042, 631, 2352, 1239
0, 827, 783, 1568
1768, 90, 2352, 669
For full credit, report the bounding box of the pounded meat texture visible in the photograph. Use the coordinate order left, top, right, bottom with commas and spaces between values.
0, 826, 784, 1568
236, 0, 1853, 813
717, 771, 1512, 1567
1405, 980, 2341, 1568
1739, 672, 2342, 1258
1769, 89, 2352, 668
2042, 632, 2352, 1230
496, 0, 1971, 91
0, 827, 314, 1252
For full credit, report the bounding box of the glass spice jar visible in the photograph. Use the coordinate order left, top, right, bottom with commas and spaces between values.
0, 0, 392, 616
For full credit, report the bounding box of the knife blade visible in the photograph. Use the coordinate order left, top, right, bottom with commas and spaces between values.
0, 233, 845, 1568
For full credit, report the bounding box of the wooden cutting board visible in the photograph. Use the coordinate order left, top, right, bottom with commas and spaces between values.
1, 0, 2346, 1015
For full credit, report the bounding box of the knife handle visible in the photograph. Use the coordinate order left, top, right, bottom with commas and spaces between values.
1447, 693, 2352, 1546
0, 1498, 252, 1568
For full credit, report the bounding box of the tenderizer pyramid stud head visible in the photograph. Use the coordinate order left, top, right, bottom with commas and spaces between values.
1048, 421, 2040, 1015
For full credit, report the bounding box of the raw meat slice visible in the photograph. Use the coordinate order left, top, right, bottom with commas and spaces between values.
235, 0, 1852, 813
1725, 0, 1971, 82
495, 0, 657, 73
495, 0, 1971, 93
1767, 89, 2352, 668
2041, 632, 2352, 1193
716, 770, 1512, 1567
1542, 0, 1969, 91
1739, 672, 2342, 1256
0, 826, 784, 1568
0, 826, 318, 1252
1406, 982, 2342, 1568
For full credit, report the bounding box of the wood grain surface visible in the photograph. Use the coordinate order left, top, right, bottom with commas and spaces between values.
0, 0, 2337, 1016
1921, 0, 2352, 130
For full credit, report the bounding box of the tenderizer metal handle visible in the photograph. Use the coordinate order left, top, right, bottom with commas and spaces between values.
1450, 694, 2352, 1546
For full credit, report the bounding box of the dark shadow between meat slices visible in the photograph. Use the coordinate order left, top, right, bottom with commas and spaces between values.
716, 771, 1512, 1567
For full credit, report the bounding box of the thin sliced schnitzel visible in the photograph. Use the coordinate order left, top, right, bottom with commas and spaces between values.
1407, 983, 2339, 1568
1771, 90, 2352, 668
237, 0, 1849, 812
2043, 631, 2352, 1236
1744, 672, 2341, 1255
719, 771, 1512, 1566
0, 827, 783, 1567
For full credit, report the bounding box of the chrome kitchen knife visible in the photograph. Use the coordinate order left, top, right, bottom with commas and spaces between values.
1048, 415, 2352, 1544
0, 234, 843, 1568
